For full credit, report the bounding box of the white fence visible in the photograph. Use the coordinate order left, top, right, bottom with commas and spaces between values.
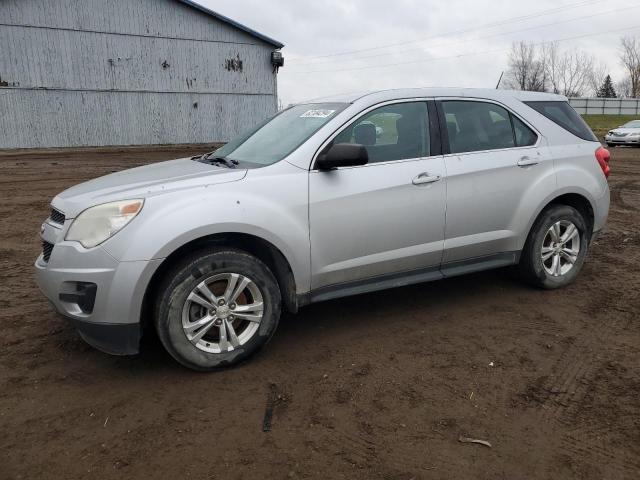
569, 97, 640, 115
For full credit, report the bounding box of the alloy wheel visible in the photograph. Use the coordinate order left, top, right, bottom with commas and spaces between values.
181, 273, 264, 354
541, 220, 581, 277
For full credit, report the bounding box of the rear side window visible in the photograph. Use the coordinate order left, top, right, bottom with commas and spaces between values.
525, 101, 597, 142
442, 101, 515, 154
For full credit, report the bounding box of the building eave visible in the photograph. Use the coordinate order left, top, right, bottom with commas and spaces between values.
175, 0, 284, 48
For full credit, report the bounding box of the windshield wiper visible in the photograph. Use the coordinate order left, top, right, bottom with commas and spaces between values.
207, 156, 239, 169
196, 152, 239, 169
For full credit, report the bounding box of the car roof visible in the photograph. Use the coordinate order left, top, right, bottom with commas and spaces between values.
304, 88, 567, 104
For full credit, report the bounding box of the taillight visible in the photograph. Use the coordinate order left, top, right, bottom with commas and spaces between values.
595, 146, 610, 178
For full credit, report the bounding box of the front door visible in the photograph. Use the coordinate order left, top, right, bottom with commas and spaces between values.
309, 100, 446, 295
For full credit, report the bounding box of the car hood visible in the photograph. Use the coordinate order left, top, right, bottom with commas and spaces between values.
52, 157, 247, 218
609, 128, 640, 135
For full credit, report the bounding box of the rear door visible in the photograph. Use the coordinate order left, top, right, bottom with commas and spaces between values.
437, 98, 553, 265
308, 100, 446, 293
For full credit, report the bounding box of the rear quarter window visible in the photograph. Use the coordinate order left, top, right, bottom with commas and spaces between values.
524, 101, 597, 142
511, 115, 538, 147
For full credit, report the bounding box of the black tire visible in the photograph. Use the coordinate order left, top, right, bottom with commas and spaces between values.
155, 248, 281, 371
606, 143, 614, 147
518, 205, 590, 289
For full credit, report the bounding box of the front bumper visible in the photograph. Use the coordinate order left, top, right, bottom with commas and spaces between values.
35, 237, 163, 355
68, 317, 142, 355
605, 135, 640, 145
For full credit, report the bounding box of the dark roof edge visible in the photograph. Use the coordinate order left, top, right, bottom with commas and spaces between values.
176, 0, 284, 48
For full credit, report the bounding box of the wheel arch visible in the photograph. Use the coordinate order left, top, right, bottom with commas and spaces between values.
547, 193, 595, 234
141, 232, 300, 334
524, 191, 595, 250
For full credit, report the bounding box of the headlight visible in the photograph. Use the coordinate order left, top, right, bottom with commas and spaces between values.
66, 199, 144, 248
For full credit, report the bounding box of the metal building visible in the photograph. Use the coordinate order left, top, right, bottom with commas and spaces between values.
0, 0, 284, 149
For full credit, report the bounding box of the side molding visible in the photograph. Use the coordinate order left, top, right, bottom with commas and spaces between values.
306, 252, 520, 305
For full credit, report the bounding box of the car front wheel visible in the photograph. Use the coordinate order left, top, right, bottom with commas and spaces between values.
155, 248, 281, 371
519, 205, 590, 289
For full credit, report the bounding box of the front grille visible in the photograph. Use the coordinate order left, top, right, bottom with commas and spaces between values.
50, 208, 65, 224
614, 133, 628, 137
42, 241, 54, 262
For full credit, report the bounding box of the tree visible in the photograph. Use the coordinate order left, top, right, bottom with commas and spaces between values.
543, 42, 595, 97
617, 77, 632, 98
503, 42, 546, 92
588, 61, 608, 96
596, 75, 617, 98
503, 42, 597, 96
620, 36, 640, 98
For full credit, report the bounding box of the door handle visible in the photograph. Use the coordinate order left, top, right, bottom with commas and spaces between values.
517, 156, 539, 167
412, 172, 442, 185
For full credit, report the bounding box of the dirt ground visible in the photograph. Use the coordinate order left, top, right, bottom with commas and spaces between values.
1, 145, 639, 480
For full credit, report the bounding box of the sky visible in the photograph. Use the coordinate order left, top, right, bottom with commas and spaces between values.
199, 0, 640, 105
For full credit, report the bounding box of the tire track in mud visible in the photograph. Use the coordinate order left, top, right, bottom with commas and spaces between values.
542, 292, 631, 423
302, 367, 456, 477
539, 301, 624, 422
561, 424, 640, 478
528, 172, 640, 477
610, 180, 640, 213
2, 146, 639, 480
316, 418, 457, 477
537, 175, 640, 419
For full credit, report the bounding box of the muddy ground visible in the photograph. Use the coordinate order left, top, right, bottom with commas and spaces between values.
1, 145, 639, 480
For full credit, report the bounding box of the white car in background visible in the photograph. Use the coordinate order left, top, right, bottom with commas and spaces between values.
605, 120, 640, 147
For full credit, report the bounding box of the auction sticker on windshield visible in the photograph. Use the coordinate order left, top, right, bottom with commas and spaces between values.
300, 109, 336, 118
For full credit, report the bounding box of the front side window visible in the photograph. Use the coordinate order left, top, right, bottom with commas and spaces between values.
212, 103, 348, 166
333, 102, 430, 163
442, 101, 517, 154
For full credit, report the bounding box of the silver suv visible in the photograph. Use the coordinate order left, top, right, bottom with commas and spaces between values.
36, 88, 610, 371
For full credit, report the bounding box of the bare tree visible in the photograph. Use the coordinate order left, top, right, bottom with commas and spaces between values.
543, 42, 595, 97
503, 42, 546, 92
589, 61, 609, 97
620, 36, 640, 97
616, 76, 633, 98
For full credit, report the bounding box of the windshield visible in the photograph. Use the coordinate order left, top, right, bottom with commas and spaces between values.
622, 120, 640, 128
211, 103, 348, 166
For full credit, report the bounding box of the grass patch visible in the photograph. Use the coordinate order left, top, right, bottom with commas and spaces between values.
582, 115, 638, 140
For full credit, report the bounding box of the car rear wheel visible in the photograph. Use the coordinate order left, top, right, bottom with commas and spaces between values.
155, 248, 281, 371
518, 205, 589, 289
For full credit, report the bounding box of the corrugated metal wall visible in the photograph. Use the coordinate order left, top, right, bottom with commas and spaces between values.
569, 97, 640, 115
0, 0, 279, 149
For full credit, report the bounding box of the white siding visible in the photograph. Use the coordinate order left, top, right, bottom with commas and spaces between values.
1, 89, 276, 147
0, 0, 269, 45
0, 0, 280, 148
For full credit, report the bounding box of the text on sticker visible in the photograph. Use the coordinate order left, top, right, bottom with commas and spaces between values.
300, 110, 336, 119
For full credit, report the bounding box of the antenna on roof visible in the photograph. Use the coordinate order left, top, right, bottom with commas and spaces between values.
495, 71, 504, 90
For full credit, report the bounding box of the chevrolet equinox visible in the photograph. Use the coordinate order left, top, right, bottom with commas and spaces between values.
36, 88, 611, 371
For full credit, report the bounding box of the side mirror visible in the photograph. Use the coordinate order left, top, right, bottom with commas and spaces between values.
316, 143, 369, 170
